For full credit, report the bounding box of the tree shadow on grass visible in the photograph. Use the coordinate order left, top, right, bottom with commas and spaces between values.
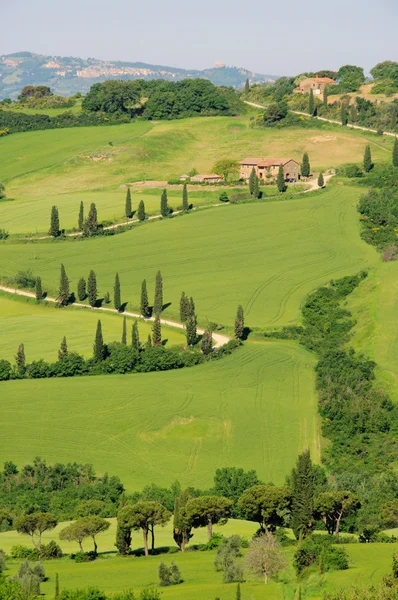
162, 302, 172, 311
242, 327, 252, 341
118, 302, 128, 313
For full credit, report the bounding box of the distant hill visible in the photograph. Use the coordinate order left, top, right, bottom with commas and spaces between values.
0, 52, 278, 99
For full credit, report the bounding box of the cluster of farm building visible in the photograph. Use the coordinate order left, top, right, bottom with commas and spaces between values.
181, 158, 301, 184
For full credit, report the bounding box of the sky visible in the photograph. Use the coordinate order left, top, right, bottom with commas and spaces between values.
2, 0, 398, 75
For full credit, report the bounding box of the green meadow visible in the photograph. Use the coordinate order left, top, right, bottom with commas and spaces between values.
0, 342, 319, 489
0, 186, 378, 328
0, 115, 392, 234
0, 293, 185, 362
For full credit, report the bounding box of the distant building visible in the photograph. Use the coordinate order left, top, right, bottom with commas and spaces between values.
240, 158, 300, 181
294, 77, 337, 96
179, 174, 189, 181
190, 173, 224, 183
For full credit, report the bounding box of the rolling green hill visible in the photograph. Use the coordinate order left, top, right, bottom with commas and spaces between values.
0, 342, 319, 490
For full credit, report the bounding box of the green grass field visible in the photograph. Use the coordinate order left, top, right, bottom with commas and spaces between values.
0, 341, 319, 489
0, 115, 392, 234
0, 186, 378, 328
347, 261, 398, 401
0, 293, 185, 362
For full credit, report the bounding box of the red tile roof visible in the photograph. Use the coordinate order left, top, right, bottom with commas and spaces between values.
312, 77, 336, 83
240, 158, 298, 167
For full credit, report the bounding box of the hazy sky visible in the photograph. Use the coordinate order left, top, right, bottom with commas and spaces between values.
2, 0, 397, 75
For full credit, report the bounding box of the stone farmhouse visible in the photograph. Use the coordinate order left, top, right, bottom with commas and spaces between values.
294, 77, 337, 96
240, 158, 300, 182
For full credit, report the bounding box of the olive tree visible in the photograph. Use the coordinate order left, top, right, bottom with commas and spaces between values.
245, 531, 287, 584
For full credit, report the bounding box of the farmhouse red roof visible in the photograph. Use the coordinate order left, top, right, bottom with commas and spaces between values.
240, 158, 297, 166
312, 77, 336, 83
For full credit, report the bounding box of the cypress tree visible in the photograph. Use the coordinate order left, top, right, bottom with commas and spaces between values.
350, 104, 358, 123
153, 270, 163, 315
55, 573, 60, 598
393, 137, 398, 167
182, 183, 189, 211
132, 320, 140, 351
323, 86, 329, 107
114, 273, 121, 312
180, 291, 190, 323
160, 189, 169, 217
84, 202, 98, 235
146, 334, 152, 348
35, 277, 43, 302
125, 187, 132, 218
201, 330, 213, 355
122, 316, 127, 345
185, 316, 197, 346
49, 206, 60, 237
15, 343, 26, 374
249, 167, 256, 195
301, 152, 310, 178
236, 583, 241, 600
58, 337, 68, 360
104, 291, 110, 304
308, 88, 314, 116
78, 201, 84, 231
58, 264, 69, 306
141, 279, 150, 317
341, 104, 348, 126
290, 449, 315, 540
87, 270, 97, 307
363, 145, 373, 173
244, 78, 250, 95
317, 171, 325, 188
137, 200, 146, 221
77, 277, 86, 301
189, 297, 195, 319
93, 320, 105, 361
277, 164, 287, 192
253, 174, 260, 199
115, 520, 132, 555
234, 305, 244, 340
152, 314, 162, 346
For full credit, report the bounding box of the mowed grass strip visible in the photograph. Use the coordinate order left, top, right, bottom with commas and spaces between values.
0, 186, 377, 328
0, 294, 185, 362
0, 342, 319, 489
0, 115, 392, 233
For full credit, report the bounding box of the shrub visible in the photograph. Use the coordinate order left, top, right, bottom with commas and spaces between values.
219, 191, 229, 202
0, 550, 6, 574
10, 545, 39, 560
0, 359, 12, 381
40, 540, 63, 559
59, 587, 107, 600
158, 561, 183, 586
7, 269, 36, 289
0, 229, 9, 239
293, 536, 349, 575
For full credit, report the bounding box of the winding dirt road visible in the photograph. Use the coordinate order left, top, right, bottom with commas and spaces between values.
0, 285, 230, 348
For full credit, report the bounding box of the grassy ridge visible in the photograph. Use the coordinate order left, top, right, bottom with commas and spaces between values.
0, 342, 319, 489
0, 186, 377, 328
0, 293, 185, 362
0, 116, 392, 234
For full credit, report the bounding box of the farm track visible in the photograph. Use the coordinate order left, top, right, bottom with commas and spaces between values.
0, 284, 230, 348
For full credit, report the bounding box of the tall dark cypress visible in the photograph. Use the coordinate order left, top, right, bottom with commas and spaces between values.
78, 201, 84, 231
290, 449, 315, 540
363, 145, 373, 173
185, 316, 197, 346
77, 277, 86, 301
182, 184, 189, 211
341, 105, 348, 126
137, 200, 146, 221
49, 206, 60, 237
152, 314, 162, 346
153, 270, 163, 315
125, 187, 132, 218
146, 334, 152, 348
201, 330, 213, 355
87, 270, 97, 307
93, 320, 105, 361
308, 89, 315, 116
58, 337, 68, 360
160, 189, 169, 217
55, 573, 60, 599
84, 202, 98, 235
323, 86, 329, 107
114, 273, 121, 312
249, 167, 256, 196
253, 174, 260, 199
301, 153, 310, 178
317, 171, 325, 188
277, 165, 287, 192
234, 305, 244, 340
122, 316, 127, 345
15, 343, 26, 374
393, 137, 398, 167
132, 320, 140, 351
141, 279, 150, 317
244, 78, 250, 95
58, 264, 69, 306
35, 277, 43, 302
180, 291, 190, 323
